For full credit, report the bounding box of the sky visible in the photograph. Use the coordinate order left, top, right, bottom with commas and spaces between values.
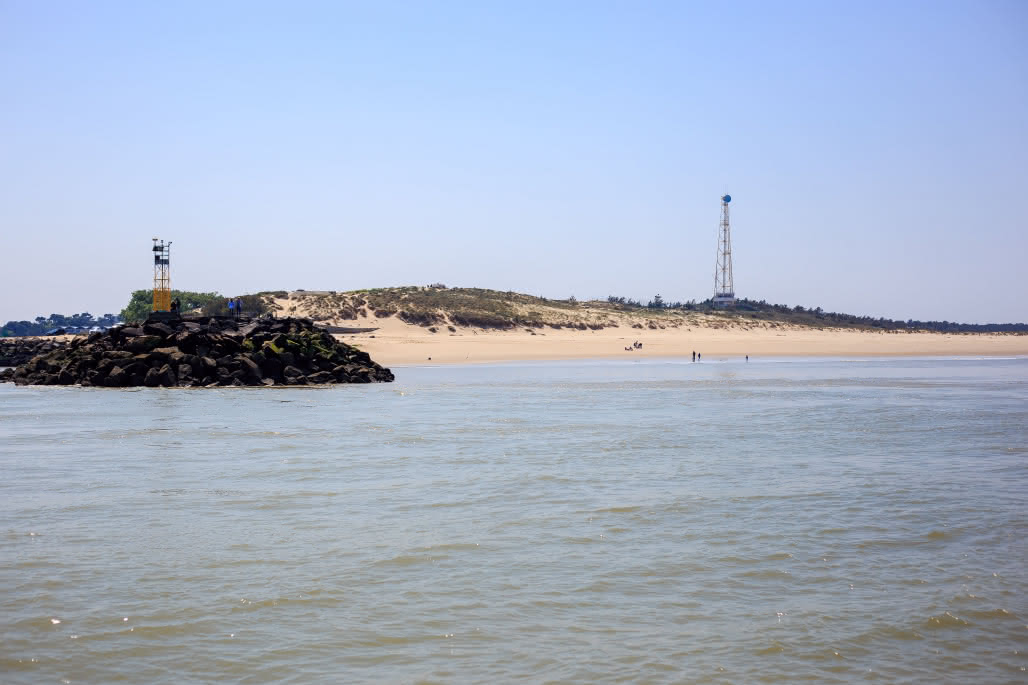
1, 0, 1026, 324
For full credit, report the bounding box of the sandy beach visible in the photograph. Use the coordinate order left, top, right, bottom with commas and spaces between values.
333, 316, 1028, 366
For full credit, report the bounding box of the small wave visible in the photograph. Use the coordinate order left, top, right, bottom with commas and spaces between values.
963, 607, 1018, 621
922, 612, 972, 629
416, 542, 481, 553
738, 569, 792, 579
924, 529, 954, 540
373, 554, 436, 567
231, 595, 344, 611
756, 641, 786, 655
853, 625, 924, 643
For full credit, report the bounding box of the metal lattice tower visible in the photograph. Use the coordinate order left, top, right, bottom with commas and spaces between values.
713, 194, 736, 307
152, 238, 172, 312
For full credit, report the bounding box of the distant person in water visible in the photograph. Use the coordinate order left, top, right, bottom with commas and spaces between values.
746, 355, 749, 362
692, 350, 696, 362
698, 353, 701, 361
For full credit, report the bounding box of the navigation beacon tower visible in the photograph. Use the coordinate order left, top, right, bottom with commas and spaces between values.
151, 238, 172, 313
713, 194, 736, 307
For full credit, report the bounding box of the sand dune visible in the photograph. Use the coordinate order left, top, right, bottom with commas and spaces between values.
262, 292, 1028, 365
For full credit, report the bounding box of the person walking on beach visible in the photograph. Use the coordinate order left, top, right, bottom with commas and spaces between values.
692, 350, 696, 362
697, 352, 701, 361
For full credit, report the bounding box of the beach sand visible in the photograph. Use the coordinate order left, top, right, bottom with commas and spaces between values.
334, 316, 1028, 365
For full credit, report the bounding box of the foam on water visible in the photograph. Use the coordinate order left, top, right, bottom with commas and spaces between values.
1, 356, 1027, 683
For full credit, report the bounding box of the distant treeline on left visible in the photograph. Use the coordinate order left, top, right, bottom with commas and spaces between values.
1, 312, 122, 337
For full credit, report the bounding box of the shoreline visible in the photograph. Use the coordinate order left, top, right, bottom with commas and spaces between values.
331, 317, 1028, 366
385, 354, 1027, 370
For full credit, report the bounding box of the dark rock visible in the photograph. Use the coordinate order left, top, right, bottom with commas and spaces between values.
172, 331, 199, 352
125, 335, 163, 353
261, 356, 283, 379
238, 356, 261, 379
2, 317, 394, 387
157, 364, 176, 387
143, 322, 175, 337
151, 347, 179, 361
105, 366, 127, 387
122, 362, 149, 378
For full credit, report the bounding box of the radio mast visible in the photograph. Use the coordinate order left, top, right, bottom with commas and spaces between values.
713, 194, 736, 307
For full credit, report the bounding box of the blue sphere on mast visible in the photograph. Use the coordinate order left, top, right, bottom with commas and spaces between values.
722, 194, 731, 203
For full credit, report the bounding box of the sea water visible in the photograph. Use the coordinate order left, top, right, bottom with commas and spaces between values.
1, 357, 1026, 683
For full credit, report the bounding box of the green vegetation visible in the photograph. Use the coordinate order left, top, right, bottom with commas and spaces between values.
281, 286, 1028, 333
196, 294, 269, 318
120, 290, 268, 323
121, 290, 224, 323
605, 294, 1028, 333
281, 286, 612, 329
9, 286, 1025, 337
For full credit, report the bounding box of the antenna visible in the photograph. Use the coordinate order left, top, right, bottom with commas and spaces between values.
713, 194, 736, 307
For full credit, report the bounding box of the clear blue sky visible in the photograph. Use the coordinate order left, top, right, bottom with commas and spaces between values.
2, 0, 1026, 323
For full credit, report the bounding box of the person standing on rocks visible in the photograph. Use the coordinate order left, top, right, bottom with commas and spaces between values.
228, 298, 235, 317
236, 297, 243, 318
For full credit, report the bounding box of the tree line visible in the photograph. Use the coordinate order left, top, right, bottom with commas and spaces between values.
606, 295, 1028, 333
1, 312, 122, 337
120, 290, 268, 323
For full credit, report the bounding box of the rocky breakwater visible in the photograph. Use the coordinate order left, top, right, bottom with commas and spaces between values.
1, 338, 68, 368
1, 317, 394, 387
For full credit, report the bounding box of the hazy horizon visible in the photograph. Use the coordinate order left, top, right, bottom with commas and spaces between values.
2, 1, 1026, 324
